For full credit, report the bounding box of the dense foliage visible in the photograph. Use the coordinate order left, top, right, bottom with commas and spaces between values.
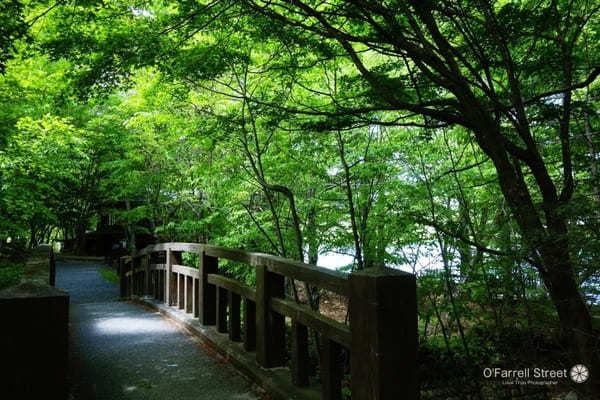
1, 1, 599, 398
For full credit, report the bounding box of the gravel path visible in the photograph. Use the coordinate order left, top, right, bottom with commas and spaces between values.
56, 262, 260, 400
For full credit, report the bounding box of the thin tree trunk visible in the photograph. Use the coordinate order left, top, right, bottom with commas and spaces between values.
584, 88, 600, 208
336, 129, 363, 270
428, 294, 453, 359
125, 199, 136, 253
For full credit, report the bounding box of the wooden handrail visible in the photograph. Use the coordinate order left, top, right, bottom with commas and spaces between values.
133, 242, 348, 295
270, 297, 351, 348
172, 264, 197, 277
207, 274, 256, 301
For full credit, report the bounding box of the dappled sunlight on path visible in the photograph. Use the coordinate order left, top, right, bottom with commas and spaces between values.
56, 262, 261, 400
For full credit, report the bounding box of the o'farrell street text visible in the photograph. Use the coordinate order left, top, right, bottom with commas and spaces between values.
483, 368, 568, 379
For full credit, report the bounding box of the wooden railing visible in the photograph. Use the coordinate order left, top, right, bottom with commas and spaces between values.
120, 242, 417, 400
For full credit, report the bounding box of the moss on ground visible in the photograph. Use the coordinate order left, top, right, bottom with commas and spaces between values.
99, 267, 120, 283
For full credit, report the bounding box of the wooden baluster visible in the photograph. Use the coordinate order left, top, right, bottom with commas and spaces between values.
255, 265, 285, 367
228, 292, 241, 341
291, 321, 310, 387
129, 258, 135, 297
137, 259, 142, 296
243, 298, 256, 351
156, 271, 159, 298
165, 250, 172, 305
178, 273, 184, 310
154, 253, 159, 300
320, 338, 342, 400
176, 273, 180, 308
119, 257, 126, 298
144, 255, 150, 296
136, 259, 141, 296
186, 276, 193, 313
171, 273, 177, 305
216, 287, 228, 333
163, 268, 168, 302
149, 269, 153, 298
158, 270, 164, 301
193, 278, 199, 317
199, 251, 218, 325
163, 270, 167, 302
153, 268, 156, 299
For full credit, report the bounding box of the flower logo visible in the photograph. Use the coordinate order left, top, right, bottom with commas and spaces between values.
570, 364, 589, 383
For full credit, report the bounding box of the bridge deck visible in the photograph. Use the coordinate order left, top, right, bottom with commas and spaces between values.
56, 261, 260, 400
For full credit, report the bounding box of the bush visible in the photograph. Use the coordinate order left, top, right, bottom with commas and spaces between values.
0, 262, 24, 289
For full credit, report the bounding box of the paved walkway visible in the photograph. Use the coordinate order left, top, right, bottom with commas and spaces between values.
56, 262, 260, 400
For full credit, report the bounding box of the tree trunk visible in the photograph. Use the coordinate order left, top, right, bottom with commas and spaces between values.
73, 224, 86, 256
539, 245, 599, 397
478, 124, 599, 396
306, 188, 319, 266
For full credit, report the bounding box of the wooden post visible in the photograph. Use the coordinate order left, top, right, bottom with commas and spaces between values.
199, 251, 218, 325
349, 267, 417, 400
320, 339, 342, 400
255, 265, 285, 368
243, 298, 256, 351
228, 292, 241, 341
0, 283, 69, 399
217, 287, 228, 333
291, 321, 310, 387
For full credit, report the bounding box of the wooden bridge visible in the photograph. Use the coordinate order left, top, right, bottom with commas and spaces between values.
121, 242, 418, 400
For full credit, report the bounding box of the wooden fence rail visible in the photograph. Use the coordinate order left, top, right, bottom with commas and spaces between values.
120, 242, 417, 400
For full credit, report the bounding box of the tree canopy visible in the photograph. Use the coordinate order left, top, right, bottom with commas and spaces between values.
1, 1, 599, 398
